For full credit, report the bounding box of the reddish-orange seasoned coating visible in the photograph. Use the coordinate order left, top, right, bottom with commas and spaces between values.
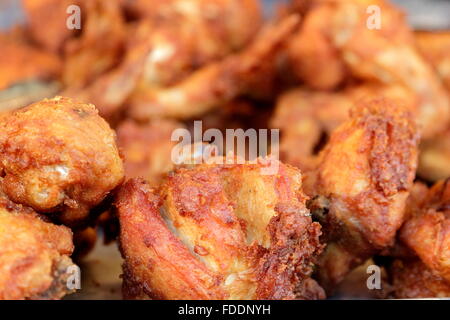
117, 159, 324, 300
305, 98, 419, 292
22, 0, 77, 53
0, 97, 124, 227
0, 191, 75, 300
400, 179, 450, 282
388, 259, 450, 299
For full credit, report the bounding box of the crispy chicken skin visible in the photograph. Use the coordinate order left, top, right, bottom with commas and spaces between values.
0, 192, 75, 300
117, 159, 325, 299
286, 0, 449, 138
400, 179, 450, 282
116, 120, 183, 186
387, 259, 450, 299
0, 33, 61, 90
305, 99, 419, 292
0, 96, 124, 227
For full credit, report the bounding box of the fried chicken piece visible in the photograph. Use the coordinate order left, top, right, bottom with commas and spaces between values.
418, 128, 450, 182
117, 158, 325, 300
116, 119, 183, 187
22, 0, 77, 53
121, 0, 261, 58
400, 179, 450, 282
387, 259, 450, 299
65, 0, 262, 121
62, 0, 126, 89
305, 98, 419, 292
415, 31, 450, 92
287, 0, 449, 138
0, 32, 61, 91
0, 96, 124, 227
0, 193, 76, 300
271, 84, 416, 171
127, 15, 299, 120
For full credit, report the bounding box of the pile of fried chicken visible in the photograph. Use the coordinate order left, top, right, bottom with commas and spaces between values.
0, 0, 449, 299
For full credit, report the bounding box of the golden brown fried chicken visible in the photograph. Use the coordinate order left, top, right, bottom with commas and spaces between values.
0, 96, 124, 227
271, 84, 416, 171
0, 32, 61, 91
22, 0, 77, 53
387, 259, 450, 299
62, 0, 126, 89
0, 192, 76, 300
400, 179, 450, 283
418, 128, 450, 182
286, 0, 450, 138
116, 119, 183, 187
127, 15, 299, 120
117, 158, 325, 300
415, 31, 450, 92
305, 98, 419, 292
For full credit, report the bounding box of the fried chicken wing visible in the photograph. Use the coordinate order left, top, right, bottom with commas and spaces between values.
117, 158, 325, 299
62, 0, 126, 89
305, 98, 419, 292
0, 96, 124, 227
400, 179, 450, 282
271, 84, 416, 171
0, 192, 75, 300
116, 119, 183, 186
286, 0, 450, 138
387, 259, 450, 299
127, 15, 299, 120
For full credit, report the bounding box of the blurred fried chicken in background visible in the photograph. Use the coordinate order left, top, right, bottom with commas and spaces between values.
0, 0, 449, 300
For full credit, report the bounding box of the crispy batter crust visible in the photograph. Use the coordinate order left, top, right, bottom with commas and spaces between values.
306, 98, 419, 291
0, 193, 75, 300
0, 96, 124, 226
400, 179, 450, 282
388, 259, 450, 299
117, 159, 324, 300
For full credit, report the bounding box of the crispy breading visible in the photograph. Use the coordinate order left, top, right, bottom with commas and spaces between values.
0, 96, 124, 227
116, 159, 324, 300
0, 193, 75, 300
62, 0, 126, 89
418, 128, 450, 182
400, 179, 450, 282
305, 98, 419, 292
415, 31, 450, 92
387, 259, 450, 299
22, 0, 77, 53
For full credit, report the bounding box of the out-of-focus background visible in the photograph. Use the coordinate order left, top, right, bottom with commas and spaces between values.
2, 0, 450, 30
